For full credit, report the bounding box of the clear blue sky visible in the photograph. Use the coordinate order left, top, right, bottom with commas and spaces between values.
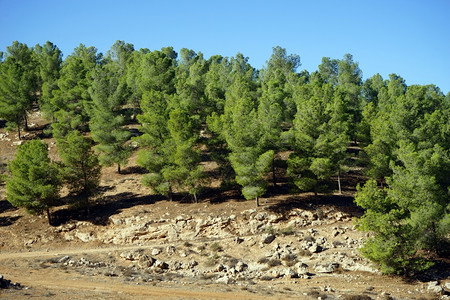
1, 0, 449, 94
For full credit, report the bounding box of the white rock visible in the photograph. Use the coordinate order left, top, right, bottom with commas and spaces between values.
284, 268, 297, 278
75, 231, 95, 242
153, 260, 169, 269
151, 248, 161, 256
314, 263, 339, 273
216, 276, 231, 284
308, 243, 322, 253
427, 281, 443, 293
295, 262, 309, 274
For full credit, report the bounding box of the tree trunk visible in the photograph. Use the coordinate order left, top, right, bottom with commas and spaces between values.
272, 156, 277, 187
256, 196, 259, 207
118, 163, 121, 174
82, 163, 90, 215
193, 193, 198, 204
337, 170, 342, 194
24, 113, 28, 131
17, 115, 21, 139
168, 186, 173, 202
46, 208, 51, 225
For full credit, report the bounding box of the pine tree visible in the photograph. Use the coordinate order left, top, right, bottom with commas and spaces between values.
52, 44, 100, 139
34, 41, 63, 120
355, 142, 449, 274
6, 140, 60, 224
136, 91, 205, 201
89, 54, 132, 174
57, 131, 101, 212
288, 80, 350, 194
0, 41, 37, 138
224, 75, 272, 206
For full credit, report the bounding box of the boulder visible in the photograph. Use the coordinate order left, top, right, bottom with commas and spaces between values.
138, 255, 155, 268
427, 281, 444, 294
120, 251, 137, 261
261, 233, 276, 244
216, 276, 231, 284
153, 260, 169, 270
308, 243, 322, 253
314, 262, 339, 273
75, 231, 95, 243
151, 248, 161, 256
284, 268, 297, 278
295, 262, 309, 274
254, 212, 267, 221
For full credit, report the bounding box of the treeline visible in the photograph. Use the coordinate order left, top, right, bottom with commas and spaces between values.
0, 41, 448, 275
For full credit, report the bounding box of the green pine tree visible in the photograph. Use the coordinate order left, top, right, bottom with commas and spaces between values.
6, 140, 60, 224
0, 41, 37, 138
57, 131, 101, 212
89, 54, 132, 174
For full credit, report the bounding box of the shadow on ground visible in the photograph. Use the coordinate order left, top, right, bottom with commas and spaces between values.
0, 199, 17, 214
51, 192, 166, 226
0, 215, 21, 226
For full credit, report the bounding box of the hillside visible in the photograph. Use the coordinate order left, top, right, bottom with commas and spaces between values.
1, 112, 449, 299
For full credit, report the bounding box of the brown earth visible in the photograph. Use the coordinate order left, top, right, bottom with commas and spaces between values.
0, 110, 449, 299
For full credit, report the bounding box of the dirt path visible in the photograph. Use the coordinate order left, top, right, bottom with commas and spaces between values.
0, 244, 157, 260
1, 267, 272, 300
0, 245, 289, 299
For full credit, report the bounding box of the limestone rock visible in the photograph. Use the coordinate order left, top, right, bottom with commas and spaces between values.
151, 248, 161, 256
75, 231, 95, 243
216, 275, 231, 284
427, 281, 444, 293
295, 262, 309, 274
314, 262, 339, 273
153, 260, 169, 270
138, 255, 155, 268
284, 268, 297, 278
308, 243, 322, 253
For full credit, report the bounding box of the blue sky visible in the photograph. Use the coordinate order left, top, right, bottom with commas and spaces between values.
1, 0, 449, 93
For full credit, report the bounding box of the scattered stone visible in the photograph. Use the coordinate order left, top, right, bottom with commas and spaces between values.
284, 268, 297, 278
182, 260, 198, 270
314, 262, 339, 273
58, 256, 71, 263
138, 255, 155, 268
308, 243, 322, 253
151, 248, 161, 256
254, 212, 267, 221
427, 281, 444, 293
216, 275, 231, 284
261, 233, 276, 244
166, 245, 176, 254
215, 264, 225, 272
120, 251, 137, 261
24, 239, 35, 247
234, 236, 244, 244
234, 261, 246, 272
295, 262, 309, 274
153, 260, 169, 270
75, 231, 95, 243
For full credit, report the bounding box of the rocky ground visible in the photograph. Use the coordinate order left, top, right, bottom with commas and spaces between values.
1, 111, 449, 299
1, 195, 449, 299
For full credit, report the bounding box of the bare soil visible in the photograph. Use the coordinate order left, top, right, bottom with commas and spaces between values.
0, 111, 449, 299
